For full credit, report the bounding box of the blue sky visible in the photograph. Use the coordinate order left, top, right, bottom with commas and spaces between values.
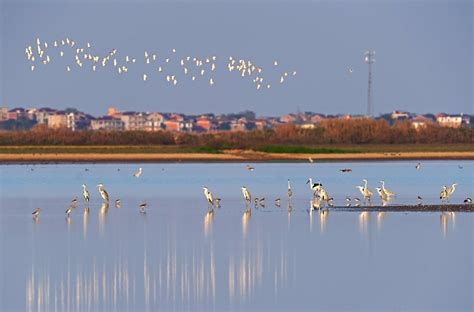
0, 0, 472, 116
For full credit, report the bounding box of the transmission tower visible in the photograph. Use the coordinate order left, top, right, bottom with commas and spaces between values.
364, 50, 375, 117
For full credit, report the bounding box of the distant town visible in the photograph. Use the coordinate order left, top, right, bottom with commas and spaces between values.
0, 106, 472, 132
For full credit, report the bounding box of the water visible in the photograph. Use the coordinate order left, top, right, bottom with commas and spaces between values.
1, 161, 473, 311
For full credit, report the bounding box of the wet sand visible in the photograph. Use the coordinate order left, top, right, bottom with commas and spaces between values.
0, 150, 473, 163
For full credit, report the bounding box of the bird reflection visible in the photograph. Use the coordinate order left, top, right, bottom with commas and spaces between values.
440, 211, 455, 238
319, 209, 328, 234
204, 210, 214, 238
242, 209, 251, 238
359, 211, 369, 235
377, 212, 385, 231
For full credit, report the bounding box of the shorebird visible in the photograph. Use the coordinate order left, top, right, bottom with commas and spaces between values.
82, 184, 90, 203
134, 167, 143, 178
415, 163, 421, 170
306, 178, 322, 196
274, 198, 281, 207
97, 184, 110, 202
32, 208, 41, 218
241, 186, 251, 203
346, 197, 351, 207
115, 199, 121, 208
464, 197, 472, 204
214, 198, 221, 208
308, 157, 314, 163
139, 203, 147, 213
203, 187, 214, 209
246, 165, 255, 171
65, 207, 72, 217
70, 197, 78, 208
380, 181, 395, 197
339, 168, 352, 173
287, 179, 293, 199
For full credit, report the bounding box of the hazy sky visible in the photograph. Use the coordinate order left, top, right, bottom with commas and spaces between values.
0, 0, 472, 116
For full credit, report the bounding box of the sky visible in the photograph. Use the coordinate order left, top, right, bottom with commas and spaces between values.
0, 0, 472, 117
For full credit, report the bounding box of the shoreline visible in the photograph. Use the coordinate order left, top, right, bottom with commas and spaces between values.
0, 151, 473, 163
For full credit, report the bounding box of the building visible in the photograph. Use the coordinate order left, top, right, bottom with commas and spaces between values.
436, 113, 470, 128
0, 107, 8, 121
196, 116, 214, 132
144, 112, 165, 131
35, 107, 57, 124
410, 115, 431, 130
391, 110, 410, 120
120, 112, 147, 130
7, 108, 28, 120
91, 116, 124, 130
47, 113, 68, 128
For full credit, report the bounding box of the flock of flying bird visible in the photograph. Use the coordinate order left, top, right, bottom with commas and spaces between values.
30, 164, 472, 220
25, 37, 297, 90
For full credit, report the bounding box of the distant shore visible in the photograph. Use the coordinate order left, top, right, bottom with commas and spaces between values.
1, 150, 473, 163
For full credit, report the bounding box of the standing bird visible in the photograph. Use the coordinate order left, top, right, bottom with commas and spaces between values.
97, 184, 110, 202
375, 187, 389, 202
308, 157, 314, 163
306, 178, 322, 197
134, 167, 143, 178
415, 163, 421, 170
241, 186, 251, 204
65, 207, 72, 217
32, 208, 41, 218
287, 179, 293, 199
139, 203, 147, 214
447, 183, 458, 197
202, 187, 214, 209
357, 179, 373, 202
380, 181, 395, 197
246, 165, 255, 171
115, 199, 121, 208
464, 197, 472, 204
82, 184, 90, 203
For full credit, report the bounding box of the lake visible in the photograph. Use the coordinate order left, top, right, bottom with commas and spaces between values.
0, 161, 472, 311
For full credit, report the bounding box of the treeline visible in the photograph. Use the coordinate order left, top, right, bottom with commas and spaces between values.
0, 120, 472, 147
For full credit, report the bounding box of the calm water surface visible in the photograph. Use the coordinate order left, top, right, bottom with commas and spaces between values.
1, 161, 473, 311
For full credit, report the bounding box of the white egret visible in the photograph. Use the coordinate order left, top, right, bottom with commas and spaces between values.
241, 186, 251, 203
82, 184, 90, 203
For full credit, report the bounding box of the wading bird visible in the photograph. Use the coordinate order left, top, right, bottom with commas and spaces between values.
139, 203, 147, 213
115, 199, 121, 208
65, 207, 72, 217
380, 181, 395, 197
203, 187, 214, 209
82, 184, 90, 203
416, 163, 421, 170
241, 186, 251, 204
287, 179, 293, 199
306, 178, 322, 197
70, 197, 78, 208
375, 187, 389, 202
97, 184, 110, 202
357, 179, 373, 202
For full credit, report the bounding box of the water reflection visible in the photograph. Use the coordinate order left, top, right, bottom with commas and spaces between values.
203, 210, 214, 238
440, 212, 455, 238
25, 214, 296, 311
242, 209, 251, 238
